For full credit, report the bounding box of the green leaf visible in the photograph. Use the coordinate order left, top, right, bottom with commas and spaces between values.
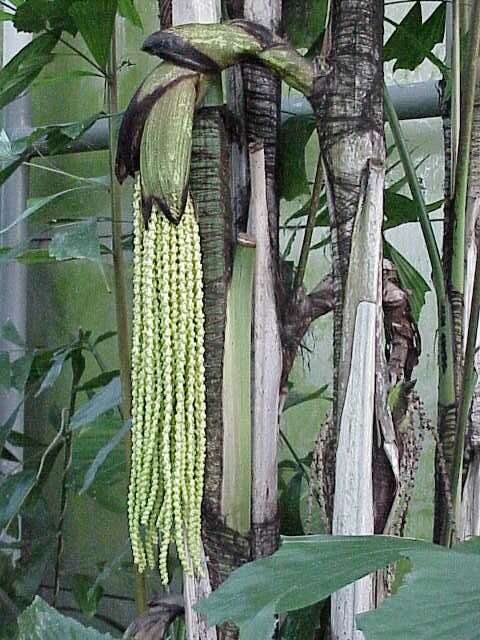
196, 535, 433, 637
283, 0, 327, 48
384, 190, 442, 230
1, 320, 24, 346
0, 470, 36, 530
278, 115, 316, 201
0, 33, 57, 110
0, 157, 27, 190
384, 241, 431, 323
384, 2, 446, 72
11, 352, 34, 391
71, 574, 104, 617
69, 415, 126, 512
70, 376, 121, 430
118, 0, 142, 28
76, 370, 120, 393
14, 0, 78, 34
92, 331, 116, 347
284, 385, 329, 411
69, 0, 118, 70
88, 544, 131, 595
0, 187, 92, 236
49, 219, 108, 288
79, 419, 130, 494
357, 544, 480, 639
11, 113, 105, 158
0, 10, 14, 21
0, 352, 10, 390
280, 603, 323, 640
0, 402, 24, 452
35, 347, 70, 397
14, 536, 55, 601
18, 597, 115, 639
279, 470, 304, 536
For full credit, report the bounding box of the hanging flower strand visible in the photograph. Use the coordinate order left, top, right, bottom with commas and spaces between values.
128, 187, 206, 583
116, 20, 314, 584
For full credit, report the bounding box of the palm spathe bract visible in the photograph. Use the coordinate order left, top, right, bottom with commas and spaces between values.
116, 19, 313, 584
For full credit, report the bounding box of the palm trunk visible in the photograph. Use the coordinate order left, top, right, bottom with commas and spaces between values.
460, 73, 480, 540
311, 0, 385, 635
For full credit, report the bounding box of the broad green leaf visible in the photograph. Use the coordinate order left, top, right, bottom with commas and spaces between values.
283, 0, 327, 48
18, 597, 115, 639
384, 2, 446, 72
118, 0, 142, 28
79, 419, 130, 494
49, 219, 107, 288
69, 0, 118, 70
196, 535, 433, 636
384, 241, 431, 323
357, 544, 480, 639
0, 10, 14, 21
0, 33, 57, 110
0, 186, 92, 236
71, 573, 104, 617
14, 0, 78, 34
278, 115, 316, 201
70, 376, 121, 430
1, 319, 24, 346
384, 190, 442, 230
284, 385, 329, 411
0, 470, 36, 530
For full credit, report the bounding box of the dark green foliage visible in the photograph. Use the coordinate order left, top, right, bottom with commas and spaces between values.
384, 241, 431, 323
384, 2, 446, 72
282, 0, 328, 48
0, 32, 57, 110
14, 0, 78, 35
17, 597, 114, 639
69, 0, 118, 69
196, 536, 480, 640
278, 114, 316, 201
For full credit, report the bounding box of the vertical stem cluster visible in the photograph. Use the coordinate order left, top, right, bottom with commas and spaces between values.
439, 0, 480, 545
128, 188, 207, 585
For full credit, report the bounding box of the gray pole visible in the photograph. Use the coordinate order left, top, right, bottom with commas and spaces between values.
0, 24, 31, 475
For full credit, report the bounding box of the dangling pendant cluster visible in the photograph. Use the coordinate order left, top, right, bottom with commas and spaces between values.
128, 178, 207, 584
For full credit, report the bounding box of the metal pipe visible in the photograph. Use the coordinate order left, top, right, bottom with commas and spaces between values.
17, 80, 443, 160
282, 80, 442, 121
